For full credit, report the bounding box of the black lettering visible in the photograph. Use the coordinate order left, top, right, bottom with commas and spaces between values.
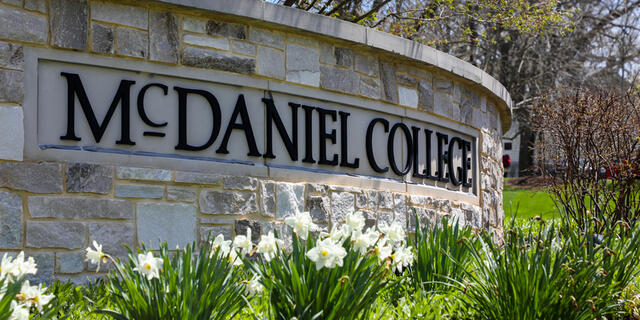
411, 126, 428, 179
448, 137, 463, 186
338, 111, 359, 168
462, 139, 473, 187
366, 118, 389, 173
436, 132, 449, 182
138, 83, 168, 137
302, 105, 315, 163
173, 87, 222, 151
60, 72, 135, 145
316, 107, 338, 166
424, 129, 438, 181
388, 123, 413, 176
262, 98, 298, 161
216, 94, 261, 157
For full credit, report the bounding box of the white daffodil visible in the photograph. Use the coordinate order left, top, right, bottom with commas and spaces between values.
374, 239, 393, 262
1, 253, 14, 279
18, 281, 53, 312
244, 275, 264, 296
380, 221, 406, 243
85, 241, 107, 272
345, 211, 366, 236
9, 300, 29, 320
391, 246, 414, 273
211, 234, 232, 257
256, 231, 283, 262
326, 225, 349, 244
233, 228, 253, 256
5, 252, 37, 279
306, 238, 347, 270
133, 252, 163, 281
284, 211, 317, 240
353, 228, 380, 254
227, 249, 243, 266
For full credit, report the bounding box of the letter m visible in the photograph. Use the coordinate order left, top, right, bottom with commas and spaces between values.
60, 72, 135, 145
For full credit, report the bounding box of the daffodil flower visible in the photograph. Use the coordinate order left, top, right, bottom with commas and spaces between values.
306, 238, 347, 270
284, 211, 317, 240
211, 234, 232, 257
391, 246, 414, 273
85, 241, 108, 272
256, 231, 283, 262
233, 228, 253, 256
345, 211, 366, 236
244, 275, 264, 296
133, 252, 163, 280
353, 228, 380, 254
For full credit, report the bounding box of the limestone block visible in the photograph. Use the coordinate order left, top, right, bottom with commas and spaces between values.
398, 86, 418, 108
149, 10, 178, 63
235, 219, 261, 241
0, 191, 22, 249
0, 162, 62, 193
397, 74, 417, 87
115, 184, 164, 199
65, 163, 112, 194
91, 23, 113, 54
418, 80, 434, 112
0, 41, 23, 69
50, 0, 87, 49
0, 3, 47, 43
276, 182, 305, 219
55, 252, 84, 274
330, 192, 354, 226
24, 0, 46, 13
28, 252, 53, 284
199, 225, 233, 243
434, 76, 452, 92
320, 65, 358, 94
379, 61, 397, 103
206, 20, 246, 39
137, 203, 196, 249
377, 210, 393, 226
257, 46, 284, 79
116, 27, 148, 58
319, 42, 334, 64
434, 91, 454, 118
249, 27, 284, 49
393, 193, 407, 223
259, 181, 276, 217
200, 190, 257, 215
224, 176, 257, 191
182, 17, 206, 33
306, 195, 329, 223
88, 222, 135, 256
0, 106, 23, 161
182, 45, 255, 74
183, 34, 229, 50
28, 196, 133, 219
334, 47, 353, 67
26, 221, 85, 249
378, 191, 393, 209
232, 41, 256, 56
167, 186, 197, 202
174, 171, 222, 185
354, 53, 379, 77
286, 43, 320, 86
0, 69, 23, 103
359, 77, 381, 99
91, 1, 147, 29
117, 167, 171, 181
306, 183, 328, 194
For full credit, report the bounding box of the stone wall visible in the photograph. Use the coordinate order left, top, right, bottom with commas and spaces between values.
0, 0, 509, 283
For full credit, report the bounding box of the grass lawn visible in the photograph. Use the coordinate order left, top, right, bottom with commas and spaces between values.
503, 178, 558, 221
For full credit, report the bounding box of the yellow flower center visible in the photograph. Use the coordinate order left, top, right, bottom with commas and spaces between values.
374, 248, 379, 255
99, 253, 104, 259
144, 263, 152, 270
321, 250, 328, 257
391, 254, 396, 260
34, 296, 39, 303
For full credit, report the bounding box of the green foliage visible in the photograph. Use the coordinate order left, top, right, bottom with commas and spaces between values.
32, 280, 111, 320
503, 182, 558, 221
248, 233, 389, 320
460, 220, 640, 320
408, 216, 479, 293
99, 241, 248, 320
0, 276, 23, 320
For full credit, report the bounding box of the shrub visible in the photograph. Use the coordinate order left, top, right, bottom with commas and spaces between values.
247, 211, 409, 320
460, 220, 640, 320
96, 241, 248, 320
532, 89, 640, 232
408, 216, 479, 293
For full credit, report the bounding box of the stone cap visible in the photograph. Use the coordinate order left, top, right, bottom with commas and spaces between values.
156, 0, 513, 132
